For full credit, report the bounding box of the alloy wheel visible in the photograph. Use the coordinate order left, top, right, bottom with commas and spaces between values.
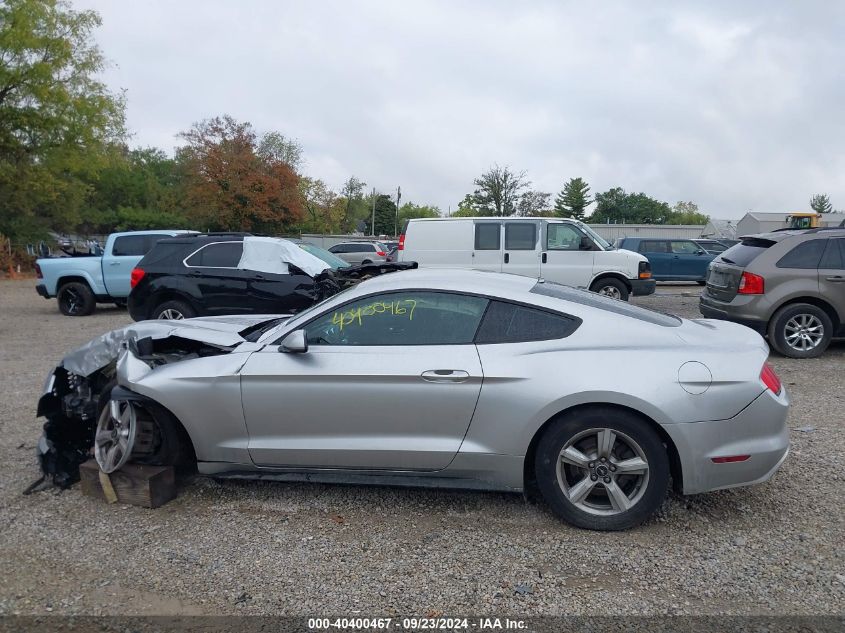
556, 427, 650, 516
94, 400, 156, 473
597, 285, 622, 300
60, 288, 81, 315
784, 314, 824, 352
158, 309, 184, 320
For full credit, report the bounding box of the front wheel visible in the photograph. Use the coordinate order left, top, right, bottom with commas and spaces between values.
152, 299, 196, 320
534, 407, 670, 530
590, 278, 629, 301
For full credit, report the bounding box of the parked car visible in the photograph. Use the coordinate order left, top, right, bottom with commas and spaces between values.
35, 230, 192, 316
38, 269, 788, 530
399, 218, 654, 301
616, 237, 717, 284
700, 228, 845, 358
328, 241, 389, 265
128, 234, 414, 321
692, 239, 732, 254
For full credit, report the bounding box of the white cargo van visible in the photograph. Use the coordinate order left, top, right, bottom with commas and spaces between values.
398, 217, 655, 300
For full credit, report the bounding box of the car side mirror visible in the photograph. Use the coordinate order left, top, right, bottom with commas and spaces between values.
696, 250, 706, 255
279, 329, 308, 353
579, 236, 594, 251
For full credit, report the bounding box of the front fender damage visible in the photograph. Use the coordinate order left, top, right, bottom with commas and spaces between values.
34, 321, 241, 488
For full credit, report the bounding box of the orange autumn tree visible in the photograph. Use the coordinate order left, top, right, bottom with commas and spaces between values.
177, 115, 303, 232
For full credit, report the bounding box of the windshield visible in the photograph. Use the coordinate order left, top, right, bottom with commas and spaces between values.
576, 223, 611, 250
297, 243, 350, 270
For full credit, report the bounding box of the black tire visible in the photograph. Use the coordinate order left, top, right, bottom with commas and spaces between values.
361, 259, 373, 265
57, 281, 96, 316
767, 303, 833, 359
534, 406, 670, 531
97, 383, 196, 475
589, 277, 630, 301
151, 299, 196, 320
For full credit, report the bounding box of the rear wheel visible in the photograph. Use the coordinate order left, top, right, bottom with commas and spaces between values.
590, 278, 629, 301
768, 303, 833, 359
57, 282, 95, 316
152, 299, 195, 320
534, 407, 669, 530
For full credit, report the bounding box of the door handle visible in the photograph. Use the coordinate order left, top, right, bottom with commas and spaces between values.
108, 261, 120, 266
421, 369, 470, 383
542, 252, 547, 263
825, 275, 845, 282
504, 253, 510, 264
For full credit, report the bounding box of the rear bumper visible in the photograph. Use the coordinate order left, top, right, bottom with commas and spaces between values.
35, 284, 51, 299
663, 386, 790, 495
699, 294, 768, 334
630, 278, 656, 296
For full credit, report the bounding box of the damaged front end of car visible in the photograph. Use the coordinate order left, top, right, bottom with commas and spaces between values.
33, 316, 270, 488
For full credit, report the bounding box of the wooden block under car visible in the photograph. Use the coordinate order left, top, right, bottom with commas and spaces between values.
79, 459, 176, 508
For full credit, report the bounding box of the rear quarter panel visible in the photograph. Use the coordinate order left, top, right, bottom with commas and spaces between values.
36, 257, 107, 296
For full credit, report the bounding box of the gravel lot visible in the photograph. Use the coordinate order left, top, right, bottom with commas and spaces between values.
0, 279, 843, 616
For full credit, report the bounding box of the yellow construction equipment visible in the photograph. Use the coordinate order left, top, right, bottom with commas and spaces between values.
785, 212, 820, 230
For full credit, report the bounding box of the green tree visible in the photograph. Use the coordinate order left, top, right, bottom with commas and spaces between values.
810, 193, 832, 214
451, 194, 478, 217
257, 131, 303, 172
0, 0, 126, 242
470, 164, 529, 216
669, 200, 708, 225
364, 194, 396, 236
340, 176, 368, 232
398, 202, 440, 225
517, 191, 553, 217
554, 177, 591, 219
589, 188, 672, 224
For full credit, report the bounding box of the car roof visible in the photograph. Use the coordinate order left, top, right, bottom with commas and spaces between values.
739, 228, 845, 242
351, 268, 537, 297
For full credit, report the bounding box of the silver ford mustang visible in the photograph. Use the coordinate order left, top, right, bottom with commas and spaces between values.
36, 269, 790, 530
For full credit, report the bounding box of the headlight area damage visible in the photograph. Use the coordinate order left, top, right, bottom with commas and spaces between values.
33, 316, 265, 489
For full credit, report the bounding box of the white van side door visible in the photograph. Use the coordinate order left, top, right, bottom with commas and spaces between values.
502, 221, 541, 278
471, 221, 503, 272
540, 222, 596, 288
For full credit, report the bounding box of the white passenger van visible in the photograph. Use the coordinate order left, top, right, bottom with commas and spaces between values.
398, 217, 655, 300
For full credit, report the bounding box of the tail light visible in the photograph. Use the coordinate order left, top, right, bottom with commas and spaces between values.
398, 233, 405, 251
130, 267, 145, 289
376, 251, 386, 256
760, 362, 782, 395
35, 263, 43, 279
738, 271, 764, 294
638, 261, 651, 279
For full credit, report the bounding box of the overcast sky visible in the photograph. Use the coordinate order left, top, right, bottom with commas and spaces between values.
76, 0, 845, 220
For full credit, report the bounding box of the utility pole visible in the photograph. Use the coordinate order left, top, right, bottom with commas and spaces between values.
394, 186, 401, 237
371, 187, 376, 236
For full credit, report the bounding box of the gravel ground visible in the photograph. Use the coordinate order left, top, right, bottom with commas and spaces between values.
0, 279, 843, 616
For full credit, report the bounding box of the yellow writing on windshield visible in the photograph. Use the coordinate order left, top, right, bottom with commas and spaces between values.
332, 299, 417, 330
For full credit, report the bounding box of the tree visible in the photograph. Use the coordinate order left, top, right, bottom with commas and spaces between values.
0, 0, 126, 241
471, 164, 529, 216
398, 202, 440, 225
810, 193, 832, 214
670, 201, 708, 225
340, 176, 368, 232
176, 115, 303, 232
554, 177, 592, 219
364, 194, 396, 236
517, 191, 553, 217
299, 177, 344, 233
589, 188, 672, 224
257, 131, 303, 172
451, 194, 478, 217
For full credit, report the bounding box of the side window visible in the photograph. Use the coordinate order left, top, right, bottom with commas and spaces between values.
475, 223, 501, 250
111, 235, 148, 256
475, 300, 579, 343
777, 239, 827, 269
185, 242, 244, 268
505, 222, 537, 250
671, 240, 700, 254
638, 241, 668, 254
546, 224, 583, 251
820, 239, 845, 270
366, 244, 377, 252
304, 292, 489, 346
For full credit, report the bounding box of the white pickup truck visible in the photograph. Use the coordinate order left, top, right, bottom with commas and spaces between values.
35, 230, 191, 316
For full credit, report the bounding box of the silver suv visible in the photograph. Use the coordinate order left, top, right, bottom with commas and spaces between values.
700, 228, 845, 358
328, 241, 389, 265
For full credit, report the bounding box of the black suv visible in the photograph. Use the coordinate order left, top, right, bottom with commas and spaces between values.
128, 234, 414, 321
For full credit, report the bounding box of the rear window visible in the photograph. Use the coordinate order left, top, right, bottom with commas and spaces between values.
531, 281, 681, 327
112, 233, 172, 257
185, 242, 244, 268
715, 237, 775, 267
776, 239, 827, 269
475, 301, 580, 343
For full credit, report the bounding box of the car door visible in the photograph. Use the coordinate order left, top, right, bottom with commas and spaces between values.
246, 270, 317, 314
502, 221, 540, 278
670, 240, 710, 279
103, 234, 159, 297
239, 291, 488, 470
817, 238, 845, 325
637, 240, 671, 278
471, 221, 503, 272
541, 222, 595, 288
183, 241, 250, 314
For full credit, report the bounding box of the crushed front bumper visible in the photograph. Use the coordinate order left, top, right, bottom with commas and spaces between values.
663, 386, 790, 495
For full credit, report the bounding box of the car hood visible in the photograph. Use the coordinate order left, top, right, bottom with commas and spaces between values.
60, 314, 284, 376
